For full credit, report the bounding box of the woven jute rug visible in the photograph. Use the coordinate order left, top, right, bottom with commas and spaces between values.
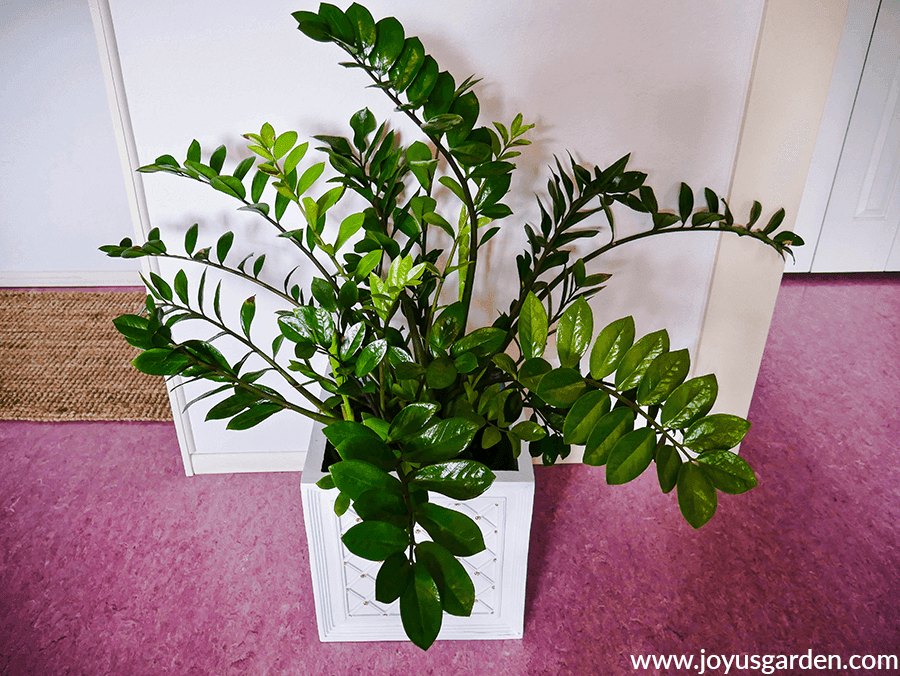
0, 290, 173, 421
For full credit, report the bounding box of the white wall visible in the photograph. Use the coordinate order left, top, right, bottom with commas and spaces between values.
0, 0, 138, 285
107, 0, 768, 468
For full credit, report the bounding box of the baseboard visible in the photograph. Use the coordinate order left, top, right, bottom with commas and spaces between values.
0, 270, 142, 287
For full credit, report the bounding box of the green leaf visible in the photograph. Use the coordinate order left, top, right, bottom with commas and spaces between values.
417, 542, 475, 617
400, 561, 443, 651
518, 357, 552, 391
682, 414, 751, 452
656, 444, 681, 494
329, 459, 402, 500
422, 113, 464, 135
405, 55, 439, 105
697, 451, 758, 494
173, 269, 189, 305
226, 403, 283, 430
510, 421, 545, 442
660, 374, 718, 429
282, 142, 309, 177
186, 139, 201, 163
678, 183, 694, 223
606, 427, 656, 485
342, 521, 408, 561
423, 71, 455, 120
556, 297, 593, 368
239, 296, 256, 338
614, 329, 669, 390
340, 322, 366, 360
426, 357, 457, 389
354, 249, 382, 280
250, 171, 269, 203
292, 10, 331, 42
148, 272, 172, 301
355, 338, 388, 377
416, 502, 485, 557
216, 231, 234, 264
535, 368, 585, 408
411, 460, 495, 500
403, 418, 481, 464
583, 407, 635, 466
451, 327, 505, 358
334, 491, 351, 516
518, 292, 548, 359
132, 349, 190, 376
184, 223, 199, 255
273, 131, 297, 160
636, 349, 690, 406
704, 187, 719, 214
388, 403, 438, 441
589, 316, 635, 379
296, 162, 325, 197
316, 474, 336, 490
370, 16, 405, 74
677, 462, 717, 529
562, 390, 611, 445
446, 91, 479, 147
346, 3, 377, 51
353, 489, 407, 527
324, 421, 396, 471
388, 37, 425, 92
762, 207, 785, 234
318, 2, 354, 45
375, 551, 412, 604
210, 175, 246, 200
748, 200, 763, 227
209, 145, 226, 173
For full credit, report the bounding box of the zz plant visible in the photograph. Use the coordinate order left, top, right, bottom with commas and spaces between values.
102, 3, 803, 650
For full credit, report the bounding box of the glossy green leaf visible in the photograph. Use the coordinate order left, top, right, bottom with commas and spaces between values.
556, 297, 593, 368
296, 162, 325, 197
376, 552, 411, 604
606, 427, 656, 485
330, 459, 402, 501
272, 131, 297, 160
406, 54, 439, 105
518, 357, 552, 391
451, 327, 505, 358
583, 407, 635, 466
318, 2, 354, 45
250, 171, 269, 203
614, 329, 669, 390
562, 390, 611, 445
682, 414, 751, 452
353, 489, 407, 527
400, 561, 442, 651
237, 296, 255, 338
518, 292, 548, 359
656, 444, 681, 494
426, 357, 457, 389
226, 402, 283, 430
355, 338, 388, 377
416, 502, 485, 557
510, 421, 546, 442
388, 403, 438, 441
173, 269, 189, 305
762, 207, 786, 234
403, 418, 481, 463
342, 520, 408, 561
446, 91, 479, 147
316, 474, 336, 490
678, 183, 694, 223
346, 3, 377, 51
334, 491, 351, 516
184, 223, 198, 255
677, 462, 717, 529
340, 322, 365, 360
209, 145, 226, 173
589, 316, 635, 379
636, 349, 690, 406
535, 368, 585, 408
324, 420, 396, 471
282, 142, 309, 176
423, 71, 455, 120
660, 374, 718, 429
148, 272, 172, 301
696, 451, 758, 494
370, 16, 404, 73
215, 231, 234, 264
417, 541, 475, 617
350, 108, 376, 152
295, 306, 334, 346
132, 349, 190, 376
292, 10, 331, 42
411, 460, 495, 500
388, 37, 425, 92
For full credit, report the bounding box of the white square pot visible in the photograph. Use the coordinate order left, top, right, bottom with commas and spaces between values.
300, 422, 535, 642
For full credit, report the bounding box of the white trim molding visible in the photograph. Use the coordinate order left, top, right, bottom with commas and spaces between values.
0, 270, 142, 287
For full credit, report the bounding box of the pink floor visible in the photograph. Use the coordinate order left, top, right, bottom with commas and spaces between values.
1, 274, 898, 675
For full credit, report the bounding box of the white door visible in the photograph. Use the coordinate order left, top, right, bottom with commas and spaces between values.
813, 0, 900, 272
